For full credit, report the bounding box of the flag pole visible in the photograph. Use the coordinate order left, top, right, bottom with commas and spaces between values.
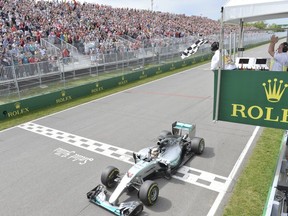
214, 6, 224, 122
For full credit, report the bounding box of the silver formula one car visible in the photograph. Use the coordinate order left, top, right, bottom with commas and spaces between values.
87, 121, 205, 216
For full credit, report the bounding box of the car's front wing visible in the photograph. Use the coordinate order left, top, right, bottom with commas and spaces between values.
87, 184, 143, 216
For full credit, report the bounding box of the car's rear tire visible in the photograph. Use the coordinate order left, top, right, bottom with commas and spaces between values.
190, 137, 205, 155
101, 166, 119, 188
139, 180, 159, 206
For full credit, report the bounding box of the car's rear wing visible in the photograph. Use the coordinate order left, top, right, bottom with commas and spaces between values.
172, 121, 196, 138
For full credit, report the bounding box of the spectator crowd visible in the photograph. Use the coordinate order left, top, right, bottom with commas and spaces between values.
0, 0, 255, 72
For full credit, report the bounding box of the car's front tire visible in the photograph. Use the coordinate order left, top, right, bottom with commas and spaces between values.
101, 166, 119, 188
139, 180, 159, 206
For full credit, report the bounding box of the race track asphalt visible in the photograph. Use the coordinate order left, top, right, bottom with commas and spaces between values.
0, 43, 272, 216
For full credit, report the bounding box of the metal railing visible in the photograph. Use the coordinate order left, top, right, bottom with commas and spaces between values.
40, 38, 61, 58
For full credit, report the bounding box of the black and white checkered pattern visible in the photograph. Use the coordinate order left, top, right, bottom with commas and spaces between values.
181, 39, 208, 59
18, 122, 228, 192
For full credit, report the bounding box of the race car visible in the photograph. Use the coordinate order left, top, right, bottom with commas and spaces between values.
87, 121, 205, 216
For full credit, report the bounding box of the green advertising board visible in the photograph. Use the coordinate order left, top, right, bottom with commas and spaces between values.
213, 69, 288, 129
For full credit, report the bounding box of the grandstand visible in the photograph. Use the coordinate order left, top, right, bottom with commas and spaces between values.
0, 0, 246, 68
0, 0, 262, 102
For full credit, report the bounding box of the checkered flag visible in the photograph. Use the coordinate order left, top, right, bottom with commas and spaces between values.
181, 39, 208, 59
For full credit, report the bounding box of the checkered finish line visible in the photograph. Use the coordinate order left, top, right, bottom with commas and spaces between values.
18, 122, 229, 193
181, 39, 209, 59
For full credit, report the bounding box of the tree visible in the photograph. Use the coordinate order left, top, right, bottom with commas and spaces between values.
253, 21, 267, 29
267, 23, 284, 32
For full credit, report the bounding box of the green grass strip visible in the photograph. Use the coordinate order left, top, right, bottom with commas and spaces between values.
223, 128, 284, 216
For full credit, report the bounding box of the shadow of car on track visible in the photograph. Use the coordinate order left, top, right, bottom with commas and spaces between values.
197, 146, 215, 159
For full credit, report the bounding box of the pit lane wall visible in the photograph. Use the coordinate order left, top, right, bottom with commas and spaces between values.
0, 54, 211, 121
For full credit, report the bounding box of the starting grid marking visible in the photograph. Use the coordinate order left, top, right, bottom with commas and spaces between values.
18, 122, 229, 193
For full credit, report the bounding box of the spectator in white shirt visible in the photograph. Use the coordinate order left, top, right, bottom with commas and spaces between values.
268, 35, 288, 71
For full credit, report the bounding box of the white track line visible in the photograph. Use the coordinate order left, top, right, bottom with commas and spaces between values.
207, 126, 260, 216
18, 122, 229, 193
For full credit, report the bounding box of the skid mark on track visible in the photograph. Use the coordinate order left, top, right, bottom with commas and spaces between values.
18, 122, 229, 193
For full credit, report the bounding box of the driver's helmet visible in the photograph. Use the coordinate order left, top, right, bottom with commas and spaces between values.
151, 147, 159, 159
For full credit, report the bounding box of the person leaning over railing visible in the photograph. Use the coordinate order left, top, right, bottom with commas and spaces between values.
268, 35, 288, 71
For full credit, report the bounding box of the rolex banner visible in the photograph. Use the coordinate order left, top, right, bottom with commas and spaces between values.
213, 70, 288, 130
